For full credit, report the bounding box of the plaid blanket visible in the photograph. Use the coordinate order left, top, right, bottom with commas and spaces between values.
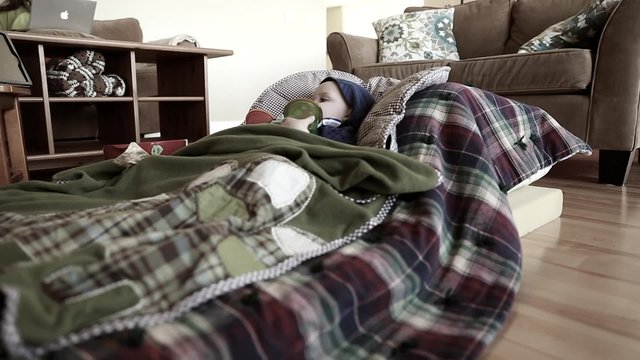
0, 81, 572, 359
0, 126, 441, 358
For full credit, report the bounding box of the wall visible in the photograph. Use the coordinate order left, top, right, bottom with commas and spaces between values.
94, 1, 474, 133
327, 0, 478, 37
94, 0, 327, 132
327, 0, 422, 38
425, 0, 470, 7
325, 1, 473, 64
325, 0, 427, 71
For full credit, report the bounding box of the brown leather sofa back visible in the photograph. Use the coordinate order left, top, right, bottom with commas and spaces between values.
406, 0, 595, 57
505, 0, 592, 53
90, 18, 143, 43
406, 0, 513, 59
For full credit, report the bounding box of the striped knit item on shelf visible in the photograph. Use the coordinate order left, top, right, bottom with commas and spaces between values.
46, 50, 126, 97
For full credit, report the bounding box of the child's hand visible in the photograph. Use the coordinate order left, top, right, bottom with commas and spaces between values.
280, 116, 314, 133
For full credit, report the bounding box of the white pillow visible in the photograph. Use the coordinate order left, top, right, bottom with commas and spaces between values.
372, 9, 459, 63
507, 166, 551, 193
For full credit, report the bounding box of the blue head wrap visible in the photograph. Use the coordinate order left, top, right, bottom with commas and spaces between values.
317, 77, 375, 144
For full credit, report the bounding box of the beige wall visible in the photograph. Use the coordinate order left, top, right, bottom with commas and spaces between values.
425, 0, 476, 6
95, 0, 327, 131
328, 1, 422, 38
94, 0, 474, 132
325, 0, 425, 70
425, 0, 464, 6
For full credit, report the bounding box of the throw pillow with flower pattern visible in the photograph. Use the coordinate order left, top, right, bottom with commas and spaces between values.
372, 8, 459, 63
518, 0, 622, 53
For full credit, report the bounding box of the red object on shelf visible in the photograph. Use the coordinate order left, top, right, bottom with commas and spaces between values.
103, 139, 188, 159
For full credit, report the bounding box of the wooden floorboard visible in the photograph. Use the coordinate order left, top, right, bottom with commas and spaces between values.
481, 150, 640, 360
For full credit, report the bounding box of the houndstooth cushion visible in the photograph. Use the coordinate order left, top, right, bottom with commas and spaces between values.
357, 67, 451, 150
245, 70, 366, 124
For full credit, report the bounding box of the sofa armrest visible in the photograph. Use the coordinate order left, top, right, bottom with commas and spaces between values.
589, 0, 640, 151
327, 32, 378, 73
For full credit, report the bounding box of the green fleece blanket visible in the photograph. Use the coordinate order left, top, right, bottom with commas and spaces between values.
0, 124, 439, 354
0, 125, 438, 213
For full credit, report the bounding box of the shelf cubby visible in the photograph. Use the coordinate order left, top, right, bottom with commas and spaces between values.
6, 31, 232, 174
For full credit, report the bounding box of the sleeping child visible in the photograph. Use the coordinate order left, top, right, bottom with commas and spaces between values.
279, 77, 375, 145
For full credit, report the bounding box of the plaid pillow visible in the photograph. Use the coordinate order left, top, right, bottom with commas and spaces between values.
477, 92, 593, 191
397, 83, 593, 191
518, 0, 622, 53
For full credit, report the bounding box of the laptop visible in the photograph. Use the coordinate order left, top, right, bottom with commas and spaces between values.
28, 0, 97, 34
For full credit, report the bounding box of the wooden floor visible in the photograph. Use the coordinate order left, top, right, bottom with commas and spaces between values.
481, 150, 640, 360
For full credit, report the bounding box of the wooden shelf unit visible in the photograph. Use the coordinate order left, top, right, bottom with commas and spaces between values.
6, 31, 232, 172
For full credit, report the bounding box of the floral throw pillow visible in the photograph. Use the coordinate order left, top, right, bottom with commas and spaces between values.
518, 0, 622, 53
372, 9, 459, 63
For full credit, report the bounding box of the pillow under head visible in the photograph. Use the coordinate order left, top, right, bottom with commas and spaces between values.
245, 70, 365, 125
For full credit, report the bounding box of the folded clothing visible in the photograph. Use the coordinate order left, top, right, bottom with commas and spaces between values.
46, 50, 126, 97
146, 34, 200, 47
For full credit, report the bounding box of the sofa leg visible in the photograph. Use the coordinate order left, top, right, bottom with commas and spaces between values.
598, 150, 634, 186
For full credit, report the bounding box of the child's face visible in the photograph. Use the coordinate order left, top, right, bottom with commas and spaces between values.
311, 81, 351, 122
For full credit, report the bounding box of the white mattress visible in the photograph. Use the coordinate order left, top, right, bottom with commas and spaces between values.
507, 185, 563, 237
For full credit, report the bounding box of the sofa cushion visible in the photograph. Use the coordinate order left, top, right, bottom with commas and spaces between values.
406, 0, 513, 59
372, 9, 459, 63
448, 48, 593, 95
353, 59, 450, 81
505, 0, 592, 53
91, 18, 143, 42
518, 0, 622, 53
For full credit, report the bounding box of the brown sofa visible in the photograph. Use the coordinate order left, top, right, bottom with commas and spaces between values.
327, 0, 640, 185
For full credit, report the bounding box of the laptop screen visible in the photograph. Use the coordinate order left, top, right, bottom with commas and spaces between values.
28, 0, 97, 34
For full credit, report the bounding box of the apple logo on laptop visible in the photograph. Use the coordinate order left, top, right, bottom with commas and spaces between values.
60, 10, 69, 20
